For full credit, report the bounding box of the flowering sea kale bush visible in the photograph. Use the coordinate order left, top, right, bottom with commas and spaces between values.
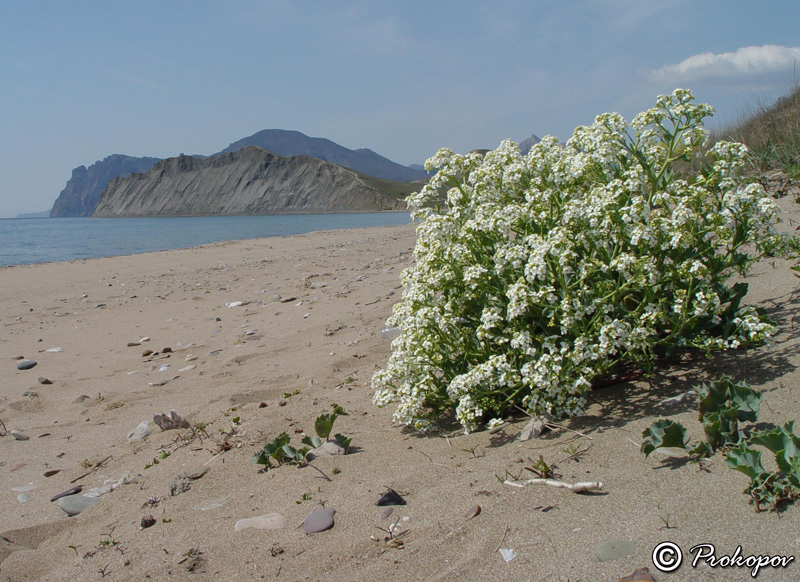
372, 89, 791, 432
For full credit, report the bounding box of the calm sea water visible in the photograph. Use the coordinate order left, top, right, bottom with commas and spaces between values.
0, 213, 412, 267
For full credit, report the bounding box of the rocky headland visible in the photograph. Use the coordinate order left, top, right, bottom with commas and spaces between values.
92, 146, 406, 217
50, 154, 161, 217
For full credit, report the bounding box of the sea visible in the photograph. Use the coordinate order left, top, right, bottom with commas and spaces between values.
0, 212, 412, 267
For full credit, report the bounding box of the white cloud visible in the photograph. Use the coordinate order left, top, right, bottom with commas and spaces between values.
646, 45, 800, 82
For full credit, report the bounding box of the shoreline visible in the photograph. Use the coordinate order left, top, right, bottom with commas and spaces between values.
0, 212, 413, 268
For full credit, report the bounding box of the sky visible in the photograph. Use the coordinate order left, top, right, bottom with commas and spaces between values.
0, 1, 798, 218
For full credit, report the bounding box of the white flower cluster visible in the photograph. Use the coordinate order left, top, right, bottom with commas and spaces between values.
372, 89, 790, 433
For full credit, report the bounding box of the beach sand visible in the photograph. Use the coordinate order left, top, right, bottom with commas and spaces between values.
1, 210, 799, 581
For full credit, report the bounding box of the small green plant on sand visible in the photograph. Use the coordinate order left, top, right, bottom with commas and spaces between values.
253, 413, 354, 472
302, 412, 353, 453
642, 376, 761, 459
643, 376, 800, 512
252, 433, 308, 471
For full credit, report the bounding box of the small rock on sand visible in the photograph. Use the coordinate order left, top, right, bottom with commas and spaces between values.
619, 567, 657, 582
57, 494, 102, 516
303, 508, 336, 535
234, 513, 287, 532
170, 466, 209, 496
306, 441, 346, 460
16, 360, 37, 370
127, 421, 151, 441
10, 430, 29, 441
376, 489, 406, 506
37, 377, 53, 385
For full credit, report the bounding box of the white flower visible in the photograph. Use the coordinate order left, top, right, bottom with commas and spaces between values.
371, 89, 786, 432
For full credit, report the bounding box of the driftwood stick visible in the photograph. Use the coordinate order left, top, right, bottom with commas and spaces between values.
504, 478, 603, 493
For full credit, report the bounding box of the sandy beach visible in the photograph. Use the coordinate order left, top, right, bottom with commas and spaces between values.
1, 211, 800, 581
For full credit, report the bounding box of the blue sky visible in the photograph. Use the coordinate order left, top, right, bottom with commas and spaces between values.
1, 0, 798, 217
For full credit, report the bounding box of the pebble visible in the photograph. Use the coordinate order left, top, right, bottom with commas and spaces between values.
10, 430, 30, 441
17, 494, 29, 503
159, 364, 171, 372
619, 567, 657, 582
16, 360, 38, 370
185, 355, 198, 362
302, 508, 336, 535
499, 548, 517, 563
518, 416, 549, 440
179, 365, 196, 372
46, 347, 63, 352
140, 515, 156, 529
127, 420, 151, 441
306, 441, 346, 460
57, 494, 102, 516
593, 540, 637, 562
142, 349, 154, 357
37, 377, 53, 385
127, 341, 141, 347
464, 505, 482, 520
169, 466, 209, 496
234, 513, 287, 532
376, 489, 406, 506
44, 470, 61, 478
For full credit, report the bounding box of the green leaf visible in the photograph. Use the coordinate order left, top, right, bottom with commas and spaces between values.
641, 419, 688, 458
700, 412, 724, 451
282, 444, 297, 459
333, 433, 352, 453
314, 413, 337, 439
725, 442, 766, 479
302, 435, 323, 448
687, 440, 713, 459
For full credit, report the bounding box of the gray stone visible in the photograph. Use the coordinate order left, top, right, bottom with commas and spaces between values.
10, 430, 29, 441
593, 540, 637, 562
169, 466, 209, 496
126, 420, 151, 441
518, 415, 550, 440
57, 494, 102, 516
16, 360, 37, 371
235, 513, 287, 532
306, 441, 346, 460
37, 377, 53, 385
303, 508, 335, 535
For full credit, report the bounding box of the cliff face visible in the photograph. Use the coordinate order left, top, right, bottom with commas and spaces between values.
50, 154, 161, 217
216, 129, 428, 183
92, 146, 406, 217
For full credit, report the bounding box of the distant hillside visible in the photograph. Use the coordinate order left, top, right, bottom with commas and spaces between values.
216, 129, 429, 183
16, 210, 50, 219
518, 134, 541, 155
93, 146, 406, 217
50, 154, 161, 217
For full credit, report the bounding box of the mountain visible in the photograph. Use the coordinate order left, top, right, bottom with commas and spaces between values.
518, 134, 541, 155
93, 146, 406, 217
216, 129, 428, 183
50, 154, 161, 217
